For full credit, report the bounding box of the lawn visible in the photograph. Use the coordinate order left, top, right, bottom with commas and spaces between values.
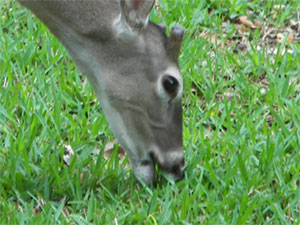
1, 0, 300, 224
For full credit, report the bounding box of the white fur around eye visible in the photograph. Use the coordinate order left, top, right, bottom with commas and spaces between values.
157, 66, 183, 102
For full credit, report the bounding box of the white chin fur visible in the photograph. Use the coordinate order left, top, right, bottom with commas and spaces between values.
132, 163, 155, 185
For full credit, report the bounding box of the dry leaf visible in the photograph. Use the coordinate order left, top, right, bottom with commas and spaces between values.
276, 33, 284, 43
210, 34, 217, 44
103, 141, 115, 159
290, 20, 300, 31
34, 196, 46, 214
239, 16, 255, 28
103, 141, 125, 160
80, 172, 85, 182
287, 33, 294, 43
276, 33, 293, 43
273, 4, 286, 9
200, 31, 219, 44
235, 23, 246, 35
63, 144, 74, 166
254, 20, 263, 27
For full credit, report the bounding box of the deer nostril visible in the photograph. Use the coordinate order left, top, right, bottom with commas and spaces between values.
141, 160, 152, 166
169, 163, 185, 176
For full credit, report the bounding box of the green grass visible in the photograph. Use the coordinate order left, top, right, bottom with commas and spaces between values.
1, 0, 300, 224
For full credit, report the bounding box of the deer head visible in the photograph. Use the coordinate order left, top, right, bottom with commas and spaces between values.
17, 0, 185, 185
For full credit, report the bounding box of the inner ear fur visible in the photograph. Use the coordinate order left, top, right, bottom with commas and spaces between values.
120, 0, 155, 31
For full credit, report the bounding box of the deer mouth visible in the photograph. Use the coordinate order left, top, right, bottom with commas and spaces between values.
149, 152, 185, 182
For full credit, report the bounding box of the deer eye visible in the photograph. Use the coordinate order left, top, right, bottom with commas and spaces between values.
162, 75, 179, 98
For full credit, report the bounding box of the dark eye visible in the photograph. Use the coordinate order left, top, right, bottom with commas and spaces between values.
162, 75, 179, 98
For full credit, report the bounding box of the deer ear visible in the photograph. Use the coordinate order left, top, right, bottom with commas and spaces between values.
120, 0, 154, 31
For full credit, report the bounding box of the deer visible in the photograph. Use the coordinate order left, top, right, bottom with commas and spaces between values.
16, 0, 185, 185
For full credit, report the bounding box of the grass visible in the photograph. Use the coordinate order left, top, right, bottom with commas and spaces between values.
1, 0, 300, 224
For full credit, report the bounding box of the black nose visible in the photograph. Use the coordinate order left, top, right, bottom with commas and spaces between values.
168, 164, 185, 182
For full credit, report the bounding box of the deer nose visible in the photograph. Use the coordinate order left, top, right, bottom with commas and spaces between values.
149, 151, 185, 181
166, 160, 186, 182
